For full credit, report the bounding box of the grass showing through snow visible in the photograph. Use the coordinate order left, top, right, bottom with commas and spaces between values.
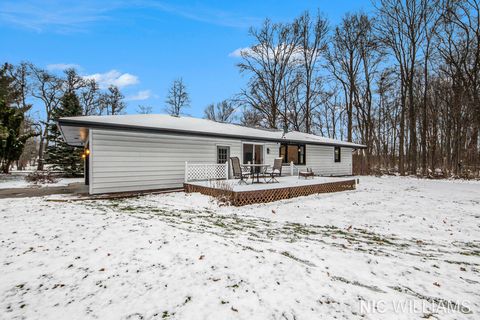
0, 176, 478, 319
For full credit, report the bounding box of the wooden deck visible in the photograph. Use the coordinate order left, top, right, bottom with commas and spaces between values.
184, 177, 356, 206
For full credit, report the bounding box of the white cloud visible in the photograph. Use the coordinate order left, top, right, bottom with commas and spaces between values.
46, 63, 81, 71
0, 0, 113, 33
0, 1, 260, 33
126, 90, 152, 101
83, 70, 139, 89
228, 47, 251, 58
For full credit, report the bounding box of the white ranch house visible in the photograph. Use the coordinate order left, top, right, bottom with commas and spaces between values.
58, 114, 365, 195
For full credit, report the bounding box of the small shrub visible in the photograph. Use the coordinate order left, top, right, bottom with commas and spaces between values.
208, 180, 234, 205
25, 171, 59, 184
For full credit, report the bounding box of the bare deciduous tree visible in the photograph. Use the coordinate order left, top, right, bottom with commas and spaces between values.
326, 13, 365, 142
136, 105, 153, 114
165, 78, 190, 116
204, 100, 236, 123
100, 85, 126, 115
237, 19, 301, 129
375, 0, 431, 174
297, 11, 329, 133
63, 68, 86, 94
79, 79, 101, 115
30, 65, 63, 170
239, 107, 263, 127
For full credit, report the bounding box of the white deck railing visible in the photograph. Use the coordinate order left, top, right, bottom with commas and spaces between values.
185, 161, 304, 182
282, 161, 301, 176
184, 162, 229, 182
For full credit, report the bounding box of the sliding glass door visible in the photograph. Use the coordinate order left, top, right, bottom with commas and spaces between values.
243, 143, 264, 164
254, 145, 264, 164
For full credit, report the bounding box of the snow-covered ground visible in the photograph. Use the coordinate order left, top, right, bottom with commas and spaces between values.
0, 176, 479, 320
0, 172, 83, 189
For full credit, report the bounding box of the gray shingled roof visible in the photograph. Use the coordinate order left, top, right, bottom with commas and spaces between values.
58, 114, 366, 148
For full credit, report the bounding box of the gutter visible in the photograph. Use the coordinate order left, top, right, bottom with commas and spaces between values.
58, 119, 367, 149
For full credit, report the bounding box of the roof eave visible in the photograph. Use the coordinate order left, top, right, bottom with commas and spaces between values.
58, 118, 367, 149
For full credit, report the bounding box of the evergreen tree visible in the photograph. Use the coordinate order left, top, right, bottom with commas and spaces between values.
0, 65, 35, 174
0, 97, 32, 173
46, 91, 84, 176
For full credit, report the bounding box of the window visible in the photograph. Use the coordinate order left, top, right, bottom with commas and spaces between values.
334, 146, 341, 162
279, 144, 306, 165
217, 146, 229, 164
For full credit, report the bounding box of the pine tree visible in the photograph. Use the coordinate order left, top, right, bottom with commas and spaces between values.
46, 91, 84, 176
0, 98, 32, 173
0, 65, 35, 174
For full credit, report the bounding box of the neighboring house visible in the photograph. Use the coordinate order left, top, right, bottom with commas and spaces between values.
58, 114, 366, 194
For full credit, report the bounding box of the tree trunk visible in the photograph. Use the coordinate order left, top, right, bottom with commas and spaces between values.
399, 82, 406, 175
2, 160, 12, 174
37, 127, 48, 171
408, 75, 417, 175
421, 55, 429, 175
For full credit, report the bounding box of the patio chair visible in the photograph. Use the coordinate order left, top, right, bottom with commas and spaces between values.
230, 157, 250, 184
264, 158, 283, 183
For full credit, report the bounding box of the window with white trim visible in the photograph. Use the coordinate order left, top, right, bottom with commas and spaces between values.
217, 146, 229, 164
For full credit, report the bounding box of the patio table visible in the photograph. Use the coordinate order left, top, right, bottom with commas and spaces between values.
241, 164, 271, 183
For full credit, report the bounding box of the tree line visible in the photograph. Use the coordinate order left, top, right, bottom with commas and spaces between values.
233, 0, 480, 177
0, 63, 128, 174
0, 63, 195, 174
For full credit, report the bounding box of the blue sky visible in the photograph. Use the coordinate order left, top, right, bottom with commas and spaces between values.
0, 0, 373, 118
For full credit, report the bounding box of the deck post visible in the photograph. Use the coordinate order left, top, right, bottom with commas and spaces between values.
290, 161, 294, 176
184, 161, 188, 182
225, 161, 229, 180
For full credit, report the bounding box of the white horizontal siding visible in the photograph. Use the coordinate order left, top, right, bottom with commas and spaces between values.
90, 129, 242, 194
89, 129, 354, 194
306, 145, 352, 176
264, 142, 281, 165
